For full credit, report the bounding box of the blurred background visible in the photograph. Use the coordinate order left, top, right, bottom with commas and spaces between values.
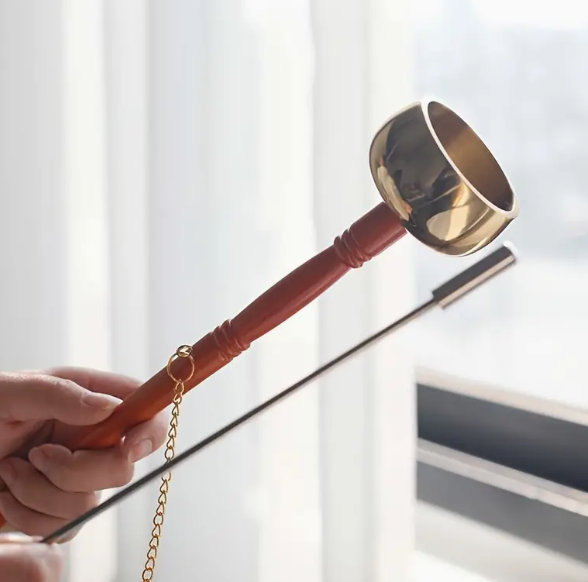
1, 0, 588, 581
413, 0, 588, 407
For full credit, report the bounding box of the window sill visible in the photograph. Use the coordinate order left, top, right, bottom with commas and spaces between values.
415, 502, 588, 582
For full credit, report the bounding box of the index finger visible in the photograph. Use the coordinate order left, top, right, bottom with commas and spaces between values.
46, 368, 141, 400
0, 374, 120, 425
46, 368, 168, 448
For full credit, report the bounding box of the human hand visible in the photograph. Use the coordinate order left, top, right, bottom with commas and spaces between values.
0, 532, 63, 582
0, 367, 168, 538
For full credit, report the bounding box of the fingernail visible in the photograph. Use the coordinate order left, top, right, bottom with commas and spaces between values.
130, 439, 153, 462
28, 447, 49, 470
82, 392, 121, 410
0, 459, 16, 484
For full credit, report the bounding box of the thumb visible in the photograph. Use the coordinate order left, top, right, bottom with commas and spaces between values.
0, 373, 121, 425
0, 533, 63, 582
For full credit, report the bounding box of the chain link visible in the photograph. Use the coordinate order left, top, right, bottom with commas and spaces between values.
141, 345, 195, 582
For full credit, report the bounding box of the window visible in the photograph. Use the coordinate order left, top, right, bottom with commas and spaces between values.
411, 1, 588, 575
413, 0, 588, 407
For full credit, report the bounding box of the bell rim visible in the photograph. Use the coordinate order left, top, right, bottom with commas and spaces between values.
419, 97, 519, 220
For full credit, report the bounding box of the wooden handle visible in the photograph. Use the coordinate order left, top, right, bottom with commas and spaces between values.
0, 203, 403, 530
56, 202, 404, 450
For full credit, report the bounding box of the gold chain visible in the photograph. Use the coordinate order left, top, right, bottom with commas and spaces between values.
141, 345, 195, 582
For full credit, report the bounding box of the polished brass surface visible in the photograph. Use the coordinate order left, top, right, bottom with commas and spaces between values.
369, 99, 518, 256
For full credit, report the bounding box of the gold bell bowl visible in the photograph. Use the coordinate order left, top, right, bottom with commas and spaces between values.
369, 99, 519, 256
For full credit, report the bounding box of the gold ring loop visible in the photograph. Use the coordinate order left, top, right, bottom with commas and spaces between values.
166, 344, 195, 384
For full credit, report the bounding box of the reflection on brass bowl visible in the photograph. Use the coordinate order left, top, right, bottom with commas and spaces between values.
369, 99, 518, 256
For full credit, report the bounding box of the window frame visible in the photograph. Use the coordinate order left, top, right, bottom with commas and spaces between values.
416, 368, 588, 564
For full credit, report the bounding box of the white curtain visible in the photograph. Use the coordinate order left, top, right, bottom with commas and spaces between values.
0, 1, 416, 581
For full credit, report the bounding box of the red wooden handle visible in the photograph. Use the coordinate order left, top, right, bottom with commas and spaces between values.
0, 203, 403, 530
55, 202, 404, 451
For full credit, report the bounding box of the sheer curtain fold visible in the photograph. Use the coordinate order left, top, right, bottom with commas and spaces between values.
0, 1, 415, 581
